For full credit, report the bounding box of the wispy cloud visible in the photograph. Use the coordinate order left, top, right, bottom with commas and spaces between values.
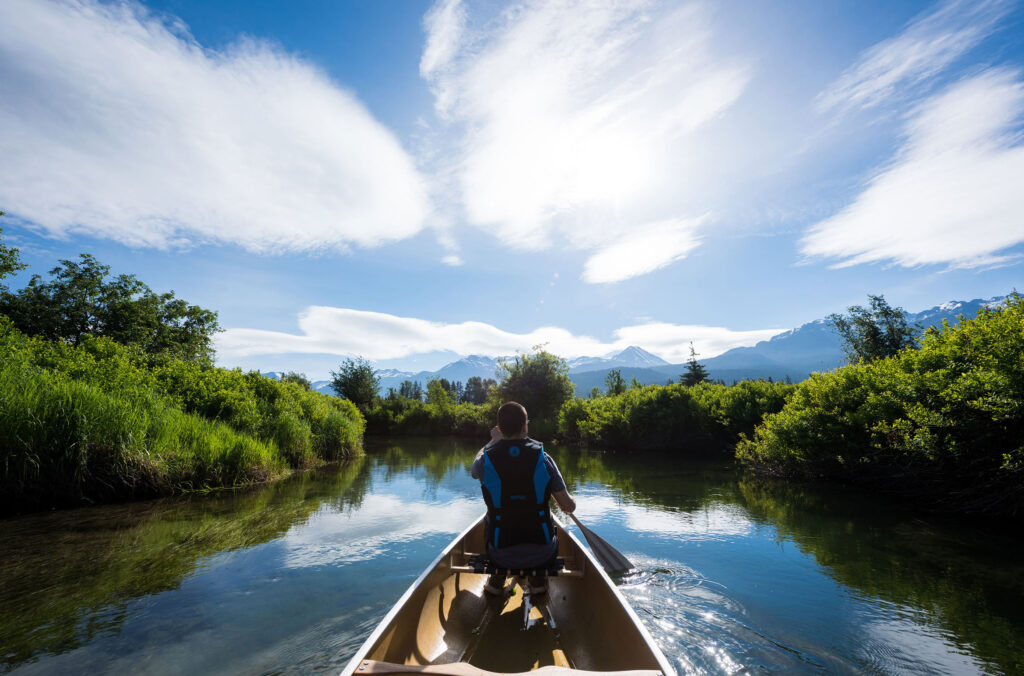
421, 0, 748, 283
583, 217, 706, 284
816, 0, 1010, 114
0, 0, 429, 253
420, 0, 465, 81
215, 306, 785, 364
802, 69, 1024, 268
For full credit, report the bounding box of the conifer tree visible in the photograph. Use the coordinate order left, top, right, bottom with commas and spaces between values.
680, 342, 709, 387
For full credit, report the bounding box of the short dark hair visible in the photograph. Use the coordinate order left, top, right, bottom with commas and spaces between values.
497, 401, 527, 436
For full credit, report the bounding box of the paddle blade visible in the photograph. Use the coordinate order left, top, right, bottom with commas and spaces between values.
569, 514, 633, 575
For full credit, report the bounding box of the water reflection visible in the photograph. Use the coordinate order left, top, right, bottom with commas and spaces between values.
1, 438, 1022, 675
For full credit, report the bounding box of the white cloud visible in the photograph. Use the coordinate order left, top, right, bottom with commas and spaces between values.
802, 69, 1024, 268
583, 217, 706, 283
420, 0, 464, 80
816, 0, 1009, 114
215, 306, 786, 364
283, 494, 481, 568
0, 0, 429, 253
420, 0, 748, 282
441, 253, 464, 266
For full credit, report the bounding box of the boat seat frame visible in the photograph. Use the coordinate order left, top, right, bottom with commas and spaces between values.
447, 532, 585, 578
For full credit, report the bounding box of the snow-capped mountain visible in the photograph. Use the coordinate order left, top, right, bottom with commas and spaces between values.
261, 297, 1006, 396
568, 346, 670, 373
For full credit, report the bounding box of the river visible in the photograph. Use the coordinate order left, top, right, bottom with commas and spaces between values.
2, 437, 1022, 675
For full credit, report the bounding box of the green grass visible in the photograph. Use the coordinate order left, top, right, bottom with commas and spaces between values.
0, 318, 365, 512
0, 360, 284, 509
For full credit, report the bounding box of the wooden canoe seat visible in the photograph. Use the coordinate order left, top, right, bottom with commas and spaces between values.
354, 659, 666, 676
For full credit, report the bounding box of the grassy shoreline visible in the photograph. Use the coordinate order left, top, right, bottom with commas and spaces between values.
0, 319, 365, 515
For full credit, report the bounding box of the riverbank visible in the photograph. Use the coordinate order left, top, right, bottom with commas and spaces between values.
738, 294, 1024, 518
0, 319, 365, 514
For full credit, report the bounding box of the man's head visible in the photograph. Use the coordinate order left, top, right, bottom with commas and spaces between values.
497, 401, 528, 438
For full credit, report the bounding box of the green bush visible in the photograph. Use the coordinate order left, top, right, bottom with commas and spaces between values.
0, 318, 365, 510
0, 319, 363, 460
0, 358, 284, 511
558, 380, 796, 451
364, 393, 492, 438
737, 294, 1024, 516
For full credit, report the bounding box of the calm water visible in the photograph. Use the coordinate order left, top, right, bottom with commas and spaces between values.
2, 438, 1022, 675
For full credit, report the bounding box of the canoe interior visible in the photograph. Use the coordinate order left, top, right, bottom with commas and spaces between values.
351, 516, 667, 674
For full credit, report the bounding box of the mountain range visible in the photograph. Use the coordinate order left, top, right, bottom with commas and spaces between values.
262, 296, 1003, 397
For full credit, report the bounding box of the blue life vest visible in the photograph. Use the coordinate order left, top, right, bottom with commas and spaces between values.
478, 438, 554, 550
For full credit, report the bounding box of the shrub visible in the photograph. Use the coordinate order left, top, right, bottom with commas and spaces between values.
737, 294, 1024, 517
558, 380, 796, 451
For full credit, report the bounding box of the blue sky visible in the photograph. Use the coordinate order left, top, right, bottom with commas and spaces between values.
1, 0, 1023, 378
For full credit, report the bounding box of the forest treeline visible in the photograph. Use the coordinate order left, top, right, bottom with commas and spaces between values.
344, 293, 1023, 518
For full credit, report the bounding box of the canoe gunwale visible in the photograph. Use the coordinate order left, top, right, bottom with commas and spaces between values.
352, 659, 666, 676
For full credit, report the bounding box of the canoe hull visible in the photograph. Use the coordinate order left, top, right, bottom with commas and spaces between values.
342, 514, 673, 676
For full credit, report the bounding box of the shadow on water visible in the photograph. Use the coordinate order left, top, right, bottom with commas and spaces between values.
0, 457, 370, 672
735, 478, 1024, 675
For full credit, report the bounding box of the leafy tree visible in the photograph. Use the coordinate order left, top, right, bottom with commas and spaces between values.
680, 342, 709, 386
398, 379, 423, 401
493, 348, 575, 438
604, 368, 626, 395
280, 371, 312, 390
0, 213, 26, 285
330, 357, 379, 409
629, 376, 643, 389
588, 386, 602, 399
426, 378, 456, 409
462, 376, 494, 404
0, 253, 220, 362
827, 294, 918, 363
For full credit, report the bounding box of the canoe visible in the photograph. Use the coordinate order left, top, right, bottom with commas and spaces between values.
341, 513, 675, 676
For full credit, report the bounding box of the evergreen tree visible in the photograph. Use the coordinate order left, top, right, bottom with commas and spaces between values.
680, 342, 709, 387
398, 379, 423, 400
462, 376, 494, 404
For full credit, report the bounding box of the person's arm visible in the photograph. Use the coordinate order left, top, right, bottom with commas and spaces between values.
471, 427, 504, 479
553, 489, 575, 514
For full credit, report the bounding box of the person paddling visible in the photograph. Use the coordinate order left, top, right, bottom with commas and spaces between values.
470, 401, 576, 596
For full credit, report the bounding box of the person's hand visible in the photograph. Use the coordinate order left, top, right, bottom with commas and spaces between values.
489, 426, 502, 443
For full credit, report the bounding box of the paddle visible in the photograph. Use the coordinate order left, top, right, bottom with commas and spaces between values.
565, 512, 633, 575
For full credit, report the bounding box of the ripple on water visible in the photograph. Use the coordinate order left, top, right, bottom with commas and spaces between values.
620, 558, 827, 674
